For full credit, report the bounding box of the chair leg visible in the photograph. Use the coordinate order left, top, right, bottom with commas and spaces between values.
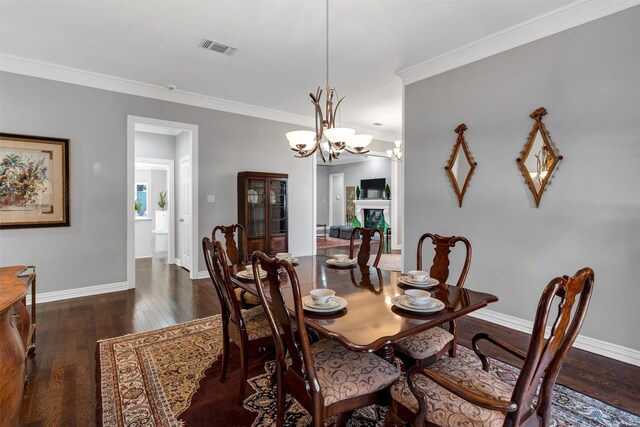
275, 369, 285, 427
220, 325, 230, 382
449, 320, 458, 357
238, 341, 249, 404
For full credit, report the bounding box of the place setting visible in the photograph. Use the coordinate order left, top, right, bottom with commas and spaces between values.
397, 270, 440, 289
391, 289, 445, 314
235, 265, 268, 281
275, 252, 299, 266
325, 253, 357, 269
302, 289, 348, 314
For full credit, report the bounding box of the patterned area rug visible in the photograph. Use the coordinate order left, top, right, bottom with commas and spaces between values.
97, 316, 224, 426
243, 346, 640, 427
317, 236, 357, 250
97, 315, 640, 426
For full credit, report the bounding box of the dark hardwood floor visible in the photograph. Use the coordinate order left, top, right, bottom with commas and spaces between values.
18, 255, 640, 425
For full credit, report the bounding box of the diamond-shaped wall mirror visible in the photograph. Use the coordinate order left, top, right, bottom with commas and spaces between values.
445, 124, 477, 207
517, 107, 563, 207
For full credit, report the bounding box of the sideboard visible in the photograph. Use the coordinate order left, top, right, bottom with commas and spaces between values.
0, 266, 36, 426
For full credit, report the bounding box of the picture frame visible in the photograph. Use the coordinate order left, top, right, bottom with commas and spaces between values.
0, 132, 70, 229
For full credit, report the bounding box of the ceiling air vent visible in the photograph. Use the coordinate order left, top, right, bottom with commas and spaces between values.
198, 38, 239, 56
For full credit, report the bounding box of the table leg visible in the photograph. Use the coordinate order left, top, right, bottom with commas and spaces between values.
376, 344, 395, 364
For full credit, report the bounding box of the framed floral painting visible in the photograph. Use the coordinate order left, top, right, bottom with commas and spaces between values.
0, 133, 69, 228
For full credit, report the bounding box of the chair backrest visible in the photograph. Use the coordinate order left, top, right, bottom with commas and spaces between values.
212, 224, 248, 266
251, 251, 322, 408
202, 237, 245, 332
509, 267, 594, 425
416, 233, 471, 287
349, 227, 383, 268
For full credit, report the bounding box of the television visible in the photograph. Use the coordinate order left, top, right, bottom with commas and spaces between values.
360, 178, 386, 199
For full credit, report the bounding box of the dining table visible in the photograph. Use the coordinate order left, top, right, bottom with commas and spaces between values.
231, 254, 498, 362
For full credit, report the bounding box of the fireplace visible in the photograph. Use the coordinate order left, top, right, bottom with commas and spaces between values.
353, 199, 391, 230
364, 209, 385, 229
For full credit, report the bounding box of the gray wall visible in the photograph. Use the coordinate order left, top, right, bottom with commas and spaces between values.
404, 7, 640, 349
330, 157, 391, 195
135, 131, 176, 160
0, 72, 314, 293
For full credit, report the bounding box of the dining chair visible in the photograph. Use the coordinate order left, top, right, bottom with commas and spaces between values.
202, 237, 273, 404
251, 251, 401, 427
395, 233, 472, 367
212, 224, 260, 307
388, 267, 595, 427
349, 227, 383, 268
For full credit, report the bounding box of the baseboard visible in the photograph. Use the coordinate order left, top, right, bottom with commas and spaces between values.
135, 255, 153, 259
196, 270, 210, 280
468, 308, 640, 367
26, 281, 129, 305
174, 258, 181, 267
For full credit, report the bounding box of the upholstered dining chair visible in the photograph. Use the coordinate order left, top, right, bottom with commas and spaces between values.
388, 267, 595, 427
251, 251, 401, 427
212, 224, 260, 307
202, 237, 273, 404
349, 227, 383, 268
395, 233, 472, 367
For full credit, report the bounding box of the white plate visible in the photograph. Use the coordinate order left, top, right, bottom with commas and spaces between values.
398, 276, 439, 288
326, 258, 357, 267
391, 296, 445, 313
302, 296, 348, 313
236, 270, 267, 280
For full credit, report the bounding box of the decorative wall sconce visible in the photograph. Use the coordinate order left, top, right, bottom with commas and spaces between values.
445, 124, 477, 207
516, 107, 563, 207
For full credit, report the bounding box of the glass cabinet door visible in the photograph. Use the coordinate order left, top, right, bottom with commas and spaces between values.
269, 179, 287, 235
247, 179, 266, 237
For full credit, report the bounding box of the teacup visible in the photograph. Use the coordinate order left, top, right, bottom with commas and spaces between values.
244, 267, 263, 277
310, 289, 336, 306
333, 254, 350, 263
405, 289, 431, 306
408, 270, 429, 282
276, 252, 293, 260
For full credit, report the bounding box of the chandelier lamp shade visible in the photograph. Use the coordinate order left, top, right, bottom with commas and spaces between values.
387, 140, 403, 161
285, 0, 372, 163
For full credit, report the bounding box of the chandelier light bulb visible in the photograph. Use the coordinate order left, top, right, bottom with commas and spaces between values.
324, 127, 356, 143
286, 130, 316, 149
348, 134, 373, 149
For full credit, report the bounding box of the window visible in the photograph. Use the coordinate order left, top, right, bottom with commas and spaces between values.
135, 182, 149, 218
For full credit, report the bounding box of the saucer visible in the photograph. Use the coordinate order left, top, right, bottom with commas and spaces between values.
326, 258, 357, 268
398, 276, 439, 288
276, 256, 299, 265
391, 296, 445, 313
302, 296, 348, 313
236, 270, 267, 280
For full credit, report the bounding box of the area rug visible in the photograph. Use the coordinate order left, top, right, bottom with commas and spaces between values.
97, 316, 224, 426
244, 348, 640, 427
317, 236, 357, 250
97, 315, 640, 427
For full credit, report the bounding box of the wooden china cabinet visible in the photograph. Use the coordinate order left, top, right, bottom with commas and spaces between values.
237, 171, 288, 256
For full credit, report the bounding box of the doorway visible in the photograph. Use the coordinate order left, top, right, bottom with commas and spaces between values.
127, 116, 199, 289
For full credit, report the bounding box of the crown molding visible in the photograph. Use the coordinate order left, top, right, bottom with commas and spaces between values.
396, 0, 640, 85
0, 54, 398, 142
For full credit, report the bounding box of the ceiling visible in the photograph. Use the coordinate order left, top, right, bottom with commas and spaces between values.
0, 0, 574, 139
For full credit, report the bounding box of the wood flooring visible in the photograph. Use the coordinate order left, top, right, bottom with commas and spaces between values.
18, 256, 640, 426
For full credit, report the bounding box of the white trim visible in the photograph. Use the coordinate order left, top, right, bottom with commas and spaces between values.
312, 152, 318, 256
0, 54, 397, 142
469, 308, 640, 367
196, 270, 210, 280
128, 116, 198, 288
173, 257, 182, 267
135, 157, 175, 264
26, 281, 129, 304
135, 255, 153, 259
396, 0, 640, 85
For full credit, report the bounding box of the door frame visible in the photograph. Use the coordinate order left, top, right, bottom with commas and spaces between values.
135, 157, 175, 264
328, 173, 345, 227
177, 154, 193, 270
127, 116, 199, 289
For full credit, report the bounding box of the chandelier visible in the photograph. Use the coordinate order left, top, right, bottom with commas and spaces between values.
285, 0, 372, 163
387, 140, 402, 161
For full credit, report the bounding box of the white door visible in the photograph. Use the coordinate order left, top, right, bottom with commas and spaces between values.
179, 156, 192, 270
329, 173, 345, 226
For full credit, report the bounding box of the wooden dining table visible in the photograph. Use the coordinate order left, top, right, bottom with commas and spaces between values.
231, 255, 498, 362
